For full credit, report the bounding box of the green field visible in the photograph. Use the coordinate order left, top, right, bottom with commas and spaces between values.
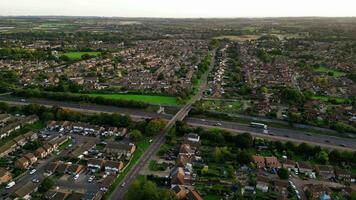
311, 95, 348, 104
63, 52, 101, 60
313, 66, 346, 77
87, 93, 178, 105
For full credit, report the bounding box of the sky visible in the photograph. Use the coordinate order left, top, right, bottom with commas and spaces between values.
0, 0, 355, 18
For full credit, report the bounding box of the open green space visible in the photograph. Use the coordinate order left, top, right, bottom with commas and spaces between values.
63, 51, 101, 60
311, 95, 348, 104
87, 93, 178, 105
313, 66, 346, 77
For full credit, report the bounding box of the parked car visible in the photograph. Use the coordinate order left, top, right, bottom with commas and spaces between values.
6, 181, 15, 189
88, 175, 95, 183
29, 169, 37, 175
73, 174, 79, 181
32, 179, 40, 183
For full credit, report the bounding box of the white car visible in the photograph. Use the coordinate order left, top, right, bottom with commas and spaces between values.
32, 178, 40, 183
88, 175, 95, 183
29, 169, 37, 175
6, 181, 15, 189
73, 174, 79, 181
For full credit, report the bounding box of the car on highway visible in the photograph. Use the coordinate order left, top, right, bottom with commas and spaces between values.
20, 99, 26, 102
214, 122, 222, 126
29, 169, 36, 175
149, 139, 153, 143
325, 140, 330, 143
6, 181, 15, 189
339, 144, 346, 147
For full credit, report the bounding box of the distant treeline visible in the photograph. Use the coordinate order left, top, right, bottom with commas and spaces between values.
13, 89, 150, 109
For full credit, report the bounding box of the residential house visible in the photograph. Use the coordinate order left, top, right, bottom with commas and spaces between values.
256, 176, 269, 192
66, 164, 84, 175
24, 153, 37, 164
304, 184, 331, 200
0, 168, 12, 184
43, 143, 54, 154
13, 181, 38, 199
104, 142, 136, 158
273, 179, 289, 197
252, 155, 265, 168
172, 185, 187, 199
23, 131, 38, 141
55, 163, 69, 174
45, 162, 59, 175
12, 135, 27, 147
282, 159, 296, 170
35, 147, 48, 159
179, 144, 195, 156
186, 189, 203, 200
0, 140, 17, 158
334, 167, 351, 182
297, 162, 313, 174
183, 133, 201, 148
87, 159, 105, 172
315, 165, 335, 179
117, 128, 128, 136
70, 142, 96, 159
100, 174, 117, 192
104, 161, 124, 174
15, 157, 30, 169
171, 167, 185, 186
177, 154, 191, 167
265, 156, 281, 168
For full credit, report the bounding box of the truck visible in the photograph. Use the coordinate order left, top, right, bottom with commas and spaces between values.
250, 122, 267, 129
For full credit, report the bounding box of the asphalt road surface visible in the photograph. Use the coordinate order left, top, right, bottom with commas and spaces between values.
186, 118, 356, 151
0, 97, 355, 151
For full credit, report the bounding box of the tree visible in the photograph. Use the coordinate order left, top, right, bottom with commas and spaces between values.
129, 130, 143, 141
278, 168, 289, 179
124, 179, 178, 200
38, 177, 54, 193
316, 150, 329, 164
145, 119, 165, 136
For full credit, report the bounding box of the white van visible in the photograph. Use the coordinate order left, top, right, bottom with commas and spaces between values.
6, 181, 15, 189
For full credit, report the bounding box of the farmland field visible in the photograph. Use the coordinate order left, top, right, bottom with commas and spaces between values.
63, 51, 101, 60
87, 93, 178, 105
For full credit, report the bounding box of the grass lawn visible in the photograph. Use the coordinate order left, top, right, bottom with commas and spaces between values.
86, 93, 178, 105
313, 66, 346, 77
311, 95, 348, 104
63, 51, 101, 60
102, 138, 151, 199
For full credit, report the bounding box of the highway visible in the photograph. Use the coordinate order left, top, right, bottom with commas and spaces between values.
1, 96, 356, 151
186, 118, 356, 151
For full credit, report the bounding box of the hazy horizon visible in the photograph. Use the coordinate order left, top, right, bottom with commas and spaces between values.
1, 0, 355, 18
